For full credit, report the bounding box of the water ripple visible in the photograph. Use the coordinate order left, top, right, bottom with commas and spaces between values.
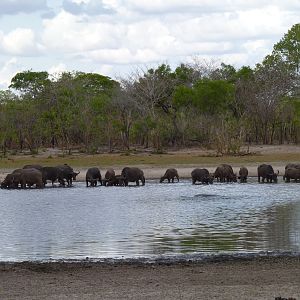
0, 180, 300, 261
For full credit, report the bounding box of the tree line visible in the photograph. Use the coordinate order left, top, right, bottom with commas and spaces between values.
0, 24, 299, 156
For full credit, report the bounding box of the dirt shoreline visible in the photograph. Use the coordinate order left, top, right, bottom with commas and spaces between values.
0, 164, 293, 182
0, 256, 299, 299
0, 144, 299, 181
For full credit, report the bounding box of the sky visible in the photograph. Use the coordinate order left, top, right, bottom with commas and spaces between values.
0, 0, 299, 89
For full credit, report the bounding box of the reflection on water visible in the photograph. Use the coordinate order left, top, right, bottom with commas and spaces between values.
0, 180, 300, 261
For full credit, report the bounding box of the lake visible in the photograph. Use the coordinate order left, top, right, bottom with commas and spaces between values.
0, 179, 300, 262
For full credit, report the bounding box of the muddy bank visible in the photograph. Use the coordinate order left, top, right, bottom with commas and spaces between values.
0, 256, 299, 299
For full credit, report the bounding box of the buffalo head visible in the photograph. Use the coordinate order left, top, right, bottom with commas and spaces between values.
72, 171, 80, 180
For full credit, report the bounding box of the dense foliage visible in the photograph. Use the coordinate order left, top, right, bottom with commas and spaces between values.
0, 24, 299, 155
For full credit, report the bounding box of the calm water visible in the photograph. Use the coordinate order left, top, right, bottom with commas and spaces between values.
0, 180, 300, 262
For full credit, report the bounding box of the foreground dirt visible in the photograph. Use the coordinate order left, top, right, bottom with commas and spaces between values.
0, 257, 299, 299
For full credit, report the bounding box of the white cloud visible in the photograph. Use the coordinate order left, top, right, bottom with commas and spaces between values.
102, 0, 300, 15
243, 40, 271, 53
40, 4, 298, 68
0, 28, 41, 56
0, 0, 299, 89
72, 0, 90, 4
86, 48, 161, 64
0, 58, 19, 89
0, 0, 48, 15
171, 6, 286, 44
48, 63, 67, 76
97, 64, 114, 75
62, 0, 113, 15
42, 11, 124, 52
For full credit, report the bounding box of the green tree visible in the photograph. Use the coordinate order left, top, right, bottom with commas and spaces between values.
192, 79, 235, 114
0, 91, 18, 155
123, 64, 177, 150
211, 63, 237, 82
273, 23, 300, 73
9, 70, 50, 97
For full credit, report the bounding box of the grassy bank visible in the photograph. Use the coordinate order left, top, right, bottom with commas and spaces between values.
0, 152, 299, 169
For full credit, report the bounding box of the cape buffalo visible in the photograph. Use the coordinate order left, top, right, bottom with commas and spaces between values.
4, 168, 44, 189
103, 168, 116, 186
106, 175, 126, 186
214, 164, 237, 182
86, 167, 102, 187
56, 164, 80, 186
191, 168, 213, 184
283, 168, 300, 182
257, 164, 278, 183
105, 168, 115, 180
23, 164, 43, 171
238, 167, 248, 183
121, 167, 145, 186
41, 167, 65, 186
1, 173, 18, 189
160, 168, 179, 183
285, 163, 300, 169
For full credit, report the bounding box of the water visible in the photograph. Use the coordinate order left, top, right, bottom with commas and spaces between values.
0, 179, 300, 262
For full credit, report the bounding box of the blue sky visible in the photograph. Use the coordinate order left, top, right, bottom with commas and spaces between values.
0, 0, 299, 88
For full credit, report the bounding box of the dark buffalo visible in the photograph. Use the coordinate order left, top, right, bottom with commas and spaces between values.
9, 168, 26, 188
160, 168, 179, 183
3, 168, 44, 189
1, 173, 19, 189
86, 167, 102, 187
257, 164, 278, 183
56, 164, 80, 186
41, 167, 65, 186
283, 168, 300, 182
214, 164, 237, 183
238, 167, 248, 183
1, 168, 27, 188
105, 168, 115, 180
106, 175, 126, 186
121, 167, 145, 186
191, 168, 213, 184
103, 168, 116, 186
21, 169, 44, 189
285, 163, 300, 169
23, 164, 43, 171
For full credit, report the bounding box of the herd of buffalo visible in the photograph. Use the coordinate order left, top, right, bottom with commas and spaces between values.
0, 163, 300, 189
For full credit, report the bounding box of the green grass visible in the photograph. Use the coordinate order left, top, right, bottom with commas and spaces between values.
0, 152, 299, 169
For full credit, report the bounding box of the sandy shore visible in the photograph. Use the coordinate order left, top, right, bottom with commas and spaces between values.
0, 144, 299, 181
0, 164, 291, 182
0, 257, 299, 299
75, 164, 286, 181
